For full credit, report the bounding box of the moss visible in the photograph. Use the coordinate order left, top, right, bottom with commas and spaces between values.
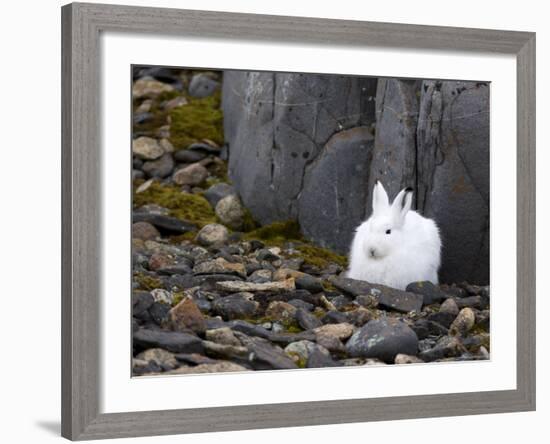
171, 291, 186, 307
293, 244, 348, 269
135, 273, 163, 291
169, 92, 223, 149
243, 220, 302, 244
133, 182, 216, 227
285, 325, 303, 334
241, 207, 259, 233
167, 231, 197, 244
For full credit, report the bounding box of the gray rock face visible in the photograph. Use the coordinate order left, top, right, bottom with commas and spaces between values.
223, 73, 489, 284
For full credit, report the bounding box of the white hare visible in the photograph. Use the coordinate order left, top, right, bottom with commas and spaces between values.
347, 181, 441, 290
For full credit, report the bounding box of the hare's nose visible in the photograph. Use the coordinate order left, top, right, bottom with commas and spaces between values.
369, 248, 376, 258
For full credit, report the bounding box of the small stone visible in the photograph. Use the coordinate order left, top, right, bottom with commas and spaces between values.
132, 221, 160, 241
314, 332, 346, 355
234, 332, 298, 370
196, 223, 229, 246
136, 99, 153, 113
321, 310, 348, 324
142, 153, 174, 178
159, 138, 174, 153
314, 323, 354, 340
132, 291, 154, 318
288, 299, 314, 312
150, 288, 173, 305
205, 327, 242, 346
174, 353, 218, 366
394, 354, 424, 364
345, 307, 372, 327
133, 169, 145, 180
157, 125, 171, 139
162, 96, 188, 110
132, 136, 164, 160
406, 281, 448, 305
355, 294, 379, 309
256, 248, 280, 262
203, 183, 235, 208
215, 195, 246, 230
212, 292, 259, 320
215, 278, 295, 293
163, 361, 249, 374
247, 269, 273, 283
346, 319, 419, 363
133, 77, 174, 98
173, 163, 209, 186
295, 274, 324, 293
202, 340, 249, 359
148, 301, 171, 326
440, 298, 460, 315
136, 348, 178, 369
193, 257, 246, 278
265, 301, 297, 325
418, 335, 465, 362
449, 308, 476, 336
133, 328, 203, 354
455, 295, 488, 310
272, 268, 304, 281
148, 253, 173, 271
173, 149, 207, 163
133, 213, 196, 234
295, 308, 322, 330
412, 319, 448, 339
169, 297, 206, 335
427, 311, 457, 328
189, 73, 220, 98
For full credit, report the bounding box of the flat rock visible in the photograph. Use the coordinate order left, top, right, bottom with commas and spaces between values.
406, 281, 448, 305
234, 332, 299, 370
133, 212, 197, 234
346, 319, 419, 363
133, 77, 174, 98
215, 278, 295, 293
173, 163, 209, 186
295, 308, 322, 330
212, 292, 259, 320
168, 297, 206, 335
133, 328, 204, 354
132, 136, 164, 160
142, 153, 174, 178
193, 257, 246, 278
163, 361, 248, 374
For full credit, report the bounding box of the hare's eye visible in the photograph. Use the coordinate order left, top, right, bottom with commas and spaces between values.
385, 229, 391, 235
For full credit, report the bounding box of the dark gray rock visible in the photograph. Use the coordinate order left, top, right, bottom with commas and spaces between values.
148, 301, 171, 326
321, 310, 349, 324
142, 153, 174, 178
227, 320, 272, 340
173, 149, 207, 163
234, 332, 299, 370
346, 319, 419, 363
187, 142, 222, 155
427, 311, 457, 329
295, 274, 324, 294
189, 74, 220, 98
412, 319, 448, 340
406, 281, 448, 305
132, 212, 197, 234
203, 183, 236, 208
133, 328, 204, 354
418, 335, 465, 362
288, 299, 314, 311
295, 308, 322, 330
132, 291, 154, 318
212, 293, 259, 320
417, 81, 490, 285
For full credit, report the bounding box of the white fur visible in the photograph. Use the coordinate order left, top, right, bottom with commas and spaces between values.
347, 182, 441, 290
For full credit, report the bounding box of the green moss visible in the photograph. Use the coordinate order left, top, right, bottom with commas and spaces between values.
133, 182, 216, 228
285, 325, 303, 334
293, 244, 348, 269
171, 291, 185, 307
135, 273, 163, 291
169, 92, 223, 149
243, 220, 302, 244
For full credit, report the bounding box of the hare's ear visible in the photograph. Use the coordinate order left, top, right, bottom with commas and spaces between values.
392, 187, 413, 224
372, 180, 389, 216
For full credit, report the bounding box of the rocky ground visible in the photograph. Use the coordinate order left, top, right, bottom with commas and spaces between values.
131, 67, 490, 376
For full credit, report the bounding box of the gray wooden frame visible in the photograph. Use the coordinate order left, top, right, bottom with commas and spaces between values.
61, 2, 536, 440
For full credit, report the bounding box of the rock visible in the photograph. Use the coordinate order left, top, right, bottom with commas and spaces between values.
394, 354, 424, 364
202, 340, 249, 360
284, 340, 337, 368
133, 212, 197, 234
212, 292, 259, 320
455, 295, 488, 310
205, 327, 242, 347
295, 274, 324, 293
196, 223, 229, 246
193, 257, 246, 278
314, 323, 354, 340
406, 281, 447, 305
134, 112, 154, 125
132, 291, 154, 318
173, 163, 209, 186
187, 142, 222, 155
331, 277, 423, 314
330, 295, 353, 310
132, 136, 164, 160
136, 348, 178, 369
168, 297, 206, 335
418, 335, 465, 362
215, 195, 246, 230
133, 77, 174, 98
136, 99, 153, 113
162, 96, 188, 111
440, 298, 460, 315
411, 319, 448, 339
265, 301, 297, 325
215, 278, 295, 293
227, 320, 271, 340
149, 288, 172, 304
234, 332, 298, 370
142, 153, 174, 178
256, 248, 280, 262
148, 253, 173, 271
355, 294, 379, 309
174, 353, 219, 366
288, 299, 314, 312
173, 149, 206, 163
189, 73, 220, 98
346, 307, 372, 327
247, 269, 273, 283
449, 308, 476, 336
132, 221, 160, 241
223, 72, 376, 253
133, 358, 162, 375
203, 183, 235, 208
295, 308, 322, 330
156, 261, 193, 276
163, 361, 249, 374
314, 331, 346, 355
346, 319, 419, 363
148, 301, 171, 326
426, 311, 457, 329
133, 328, 204, 354
321, 310, 348, 325
133, 169, 145, 180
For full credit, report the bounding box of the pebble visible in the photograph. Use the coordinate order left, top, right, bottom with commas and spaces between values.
215, 278, 295, 293
132, 136, 164, 160
440, 298, 460, 315
215, 195, 246, 230
169, 297, 206, 335
132, 221, 160, 241
132, 77, 174, 98
142, 153, 174, 178
449, 307, 476, 336
173, 163, 209, 186
212, 292, 259, 320
195, 223, 229, 246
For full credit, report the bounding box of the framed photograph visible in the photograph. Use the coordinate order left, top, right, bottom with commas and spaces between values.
61, 2, 536, 440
